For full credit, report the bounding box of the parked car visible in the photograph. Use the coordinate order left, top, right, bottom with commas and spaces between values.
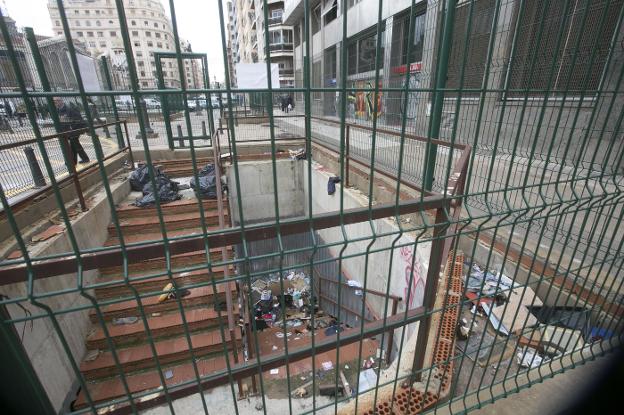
143, 98, 161, 109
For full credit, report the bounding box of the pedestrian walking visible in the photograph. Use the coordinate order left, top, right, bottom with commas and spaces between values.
54, 97, 90, 165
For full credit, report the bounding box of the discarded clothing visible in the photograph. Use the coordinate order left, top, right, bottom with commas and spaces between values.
190, 164, 218, 199
134, 174, 181, 207
129, 164, 162, 191
327, 176, 341, 195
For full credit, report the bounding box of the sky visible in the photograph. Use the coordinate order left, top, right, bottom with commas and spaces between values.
3, 0, 227, 81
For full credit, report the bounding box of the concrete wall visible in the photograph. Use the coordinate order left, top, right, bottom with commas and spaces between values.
0, 175, 130, 412
227, 159, 305, 225
304, 161, 431, 352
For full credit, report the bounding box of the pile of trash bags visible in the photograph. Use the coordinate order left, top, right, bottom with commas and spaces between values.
190, 164, 218, 199
130, 165, 182, 207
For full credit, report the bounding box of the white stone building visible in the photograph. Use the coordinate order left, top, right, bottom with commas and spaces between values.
47, 0, 199, 89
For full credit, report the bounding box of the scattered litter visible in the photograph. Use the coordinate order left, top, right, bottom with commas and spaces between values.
84, 349, 100, 362
300, 376, 306, 381
289, 148, 306, 160
151, 312, 162, 317
269, 368, 279, 375
319, 384, 344, 397
363, 356, 375, 369
321, 361, 333, 371
516, 346, 543, 368
358, 368, 378, 393
164, 370, 174, 379
275, 332, 292, 338
272, 345, 278, 351
482, 302, 509, 336
255, 401, 263, 411
32, 224, 65, 242
112, 316, 138, 325
354, 289, 363, 296
347, 280, 362, 288
293, 386, 308, 398
344, 364, 349, 370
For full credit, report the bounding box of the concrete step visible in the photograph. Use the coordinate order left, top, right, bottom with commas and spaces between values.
115, 198, 220, 219
94, 265, 235, 299
104, 227, 227, 246
89, 284, 234, 322
107, 210, 229, 236
80, 329, 241, 380
86, 306, 239, 350
139, 158, 214, 169
74, 352, 237, 409
98, 248, 233, 279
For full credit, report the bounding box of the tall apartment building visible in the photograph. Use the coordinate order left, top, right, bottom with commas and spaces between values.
47, 0, 199, 89
228, 0, 294, 89
226, 1, 238, 86
255, 0, 294, 88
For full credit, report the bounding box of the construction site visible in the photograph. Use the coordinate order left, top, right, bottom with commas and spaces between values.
0, 0, 623, 414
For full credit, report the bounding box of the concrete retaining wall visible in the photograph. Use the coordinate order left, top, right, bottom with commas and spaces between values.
227, 159, 305, 225
304, 161, 431, 354
0, 173, 130, 412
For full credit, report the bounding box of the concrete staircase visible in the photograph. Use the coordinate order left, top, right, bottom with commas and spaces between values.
74, 191, 240, 409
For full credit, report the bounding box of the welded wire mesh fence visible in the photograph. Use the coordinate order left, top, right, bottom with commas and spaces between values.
0, 0, 622, 415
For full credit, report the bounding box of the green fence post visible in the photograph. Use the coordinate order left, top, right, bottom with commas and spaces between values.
424, 0, 457, 191
99, 56, 124, 148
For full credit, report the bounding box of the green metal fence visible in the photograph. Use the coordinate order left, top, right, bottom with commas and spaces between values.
0, 0, 622, 414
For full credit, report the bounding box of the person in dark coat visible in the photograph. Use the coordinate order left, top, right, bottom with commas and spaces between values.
54, 97, 90, 165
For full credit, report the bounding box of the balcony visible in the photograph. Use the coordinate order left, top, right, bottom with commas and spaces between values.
269, 43, 294, 53
268, 15, 283, 26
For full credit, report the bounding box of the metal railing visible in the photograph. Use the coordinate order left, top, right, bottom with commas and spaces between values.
0, 120, 132, 206
0, 1, 622, 415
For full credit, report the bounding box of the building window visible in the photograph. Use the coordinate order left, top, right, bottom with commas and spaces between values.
165, 34, 168, 40
348, 0, 363, 8
86, 21, 91, 26
141, 71, 146, 77
136, 51, 143, 57
77, 31, 84, 37
132, 31, 139, 37
312, 5, 321, 34
134, 41, 140, 47
155, 32, 161, 38
89, 41, 96, 47
131, 20, 136, 26
294, 24, 300, 46
97, 31, 103, 37
55, 20, 60, 26
85, 10, 90, 15
323, 0, 338, 25
157, 42, 162, 48
142, 81, 148, 87
138, 61, 144, 67
147, 41, 153, 47
87, 31, 94, 37
446, 0, 495, 96
506, 0, 623, 96
146, 31, 151, 37
109, 31, 117, 37
144, 20, 148, 26
76, 21, 81, 26
100, 42, 106, 47
96, 20, 101, 26
347, 26, 385, 75
154, 22, 158, 28
390, 8, 426, 69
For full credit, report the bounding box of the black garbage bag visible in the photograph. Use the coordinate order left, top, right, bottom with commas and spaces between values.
190, 164, 218, 199
129, 164, 161, 191
134, 174, 181, 207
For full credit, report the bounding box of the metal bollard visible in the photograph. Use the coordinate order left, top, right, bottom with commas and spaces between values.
177, 124, 184, 147
24, 147, 46, 187
202, 121, 207, 139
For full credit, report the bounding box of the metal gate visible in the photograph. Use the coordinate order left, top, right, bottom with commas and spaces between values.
0, 0, 622, 414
